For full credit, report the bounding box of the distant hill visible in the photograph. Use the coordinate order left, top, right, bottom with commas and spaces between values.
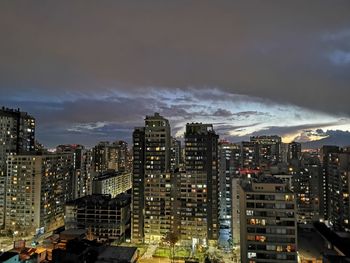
301, 130, 350, 149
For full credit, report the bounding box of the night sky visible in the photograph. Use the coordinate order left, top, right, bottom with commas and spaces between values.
1, 1, 350, 147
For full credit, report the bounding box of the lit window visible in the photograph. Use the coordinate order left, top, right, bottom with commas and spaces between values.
255, 235, 266, 242
248, 252, 256, 259
246, 210, 253, 216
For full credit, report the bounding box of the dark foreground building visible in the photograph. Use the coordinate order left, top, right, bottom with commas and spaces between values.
180, 123, 219, 246
65, 194, 131, 243
52, 239, 138, 263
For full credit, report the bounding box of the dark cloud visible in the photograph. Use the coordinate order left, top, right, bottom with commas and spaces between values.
157, 105, 196, 120
1, 1, 350, 147
0, 97, 156, 125
0, 96, 161, 147
232, 111, 270, 118
2, 95, 257, 146
215, 123, 261, 133
302, 130, 350, 149
213, 123, 261, 142
0, 1, 350, 116
213, 108, 233, 117
315, 128, 326, 134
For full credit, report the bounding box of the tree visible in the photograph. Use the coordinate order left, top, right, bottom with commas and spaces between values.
162, 231, 179, 263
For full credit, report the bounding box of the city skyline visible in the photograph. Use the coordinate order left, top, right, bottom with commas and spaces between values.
1, 107, 350, 262
2, 2, 350, 262
1, 1, 350, 147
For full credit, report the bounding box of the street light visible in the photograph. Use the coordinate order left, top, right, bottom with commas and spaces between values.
13, 231, 18, 242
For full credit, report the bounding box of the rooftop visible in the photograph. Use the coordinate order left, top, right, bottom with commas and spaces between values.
52, 241, 137, 263
253, 175, 285, 184
66, 193, 131, 207
94, 171, 130, 181
241, 175, 292, 193
0, 251, 18, 261
96, 246, 137, 263
59, 229, 87, 240
0, 107, 34, 118
298, 226, 337, 260
185, 123, 215, 135
145, 112, 169, 123
314, 222, 350, 258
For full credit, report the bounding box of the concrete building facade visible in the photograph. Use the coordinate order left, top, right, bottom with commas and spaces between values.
0, 107, 35, 227
239, 176, 298, 263
5, 153, 73, 234
92, 171, 132, 198
65, 194, 131, 243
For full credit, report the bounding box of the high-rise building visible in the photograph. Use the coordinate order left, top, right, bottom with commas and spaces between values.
143, 113, 172, 243
287, 142, 301, 163
5, 153, 73, 234
231, 176, 241, 247
34, 140, 47, 154
170, 137, 181, 171
131, 127, 145, 243
327, 150, 350, 231
56, 144, 93, 199
293, 153, 322, 224
131, 113, 173, 243
241, 141, 259, 169
82, 149, 93, 195
250, 135, 282, 169
239, 176, 298, 263
320, 145, 340, 221
92, 171, 132, 198
0, 107, 35, 227
92, 142, 116, 173
180, 123, 219, 246
280, 143, 289, 165
113, 140, 131, 172
92, 141, 130, 175
218, 141, 241, 226
0, 107, 35, 168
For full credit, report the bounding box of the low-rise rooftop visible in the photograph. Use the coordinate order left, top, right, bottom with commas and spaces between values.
0, 251, 18, 262
66, 193, 131, 207
93, 171, 130, 181
96, 246, 137, 263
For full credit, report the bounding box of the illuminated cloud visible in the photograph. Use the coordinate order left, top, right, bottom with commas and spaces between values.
2, 89, 348, 147
303, 130, 350, 149
328, 50, 350, 65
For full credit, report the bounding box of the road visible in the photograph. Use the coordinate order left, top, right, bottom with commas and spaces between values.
139, 258, 184, 263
